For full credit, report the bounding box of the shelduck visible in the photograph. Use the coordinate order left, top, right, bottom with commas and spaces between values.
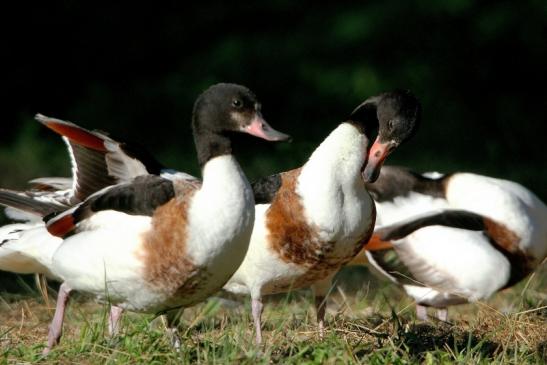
222, 90, 421, 343
350, 165, 547, 321
0, 83, 290, 354
0, 114, 185, 276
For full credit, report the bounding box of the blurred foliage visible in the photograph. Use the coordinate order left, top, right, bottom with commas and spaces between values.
2, 2, 546, 289
2, 1, 546, 200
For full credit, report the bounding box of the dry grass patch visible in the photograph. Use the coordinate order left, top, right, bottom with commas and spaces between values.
0, 265, 545, 364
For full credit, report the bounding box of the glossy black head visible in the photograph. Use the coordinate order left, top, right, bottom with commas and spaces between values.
376, 89, 421, 145
192, 83, 290, 167
349, 89, 421, 183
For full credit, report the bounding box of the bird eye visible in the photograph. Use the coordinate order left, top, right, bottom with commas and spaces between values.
232, 99, 243, 108
388, 120, 395, 130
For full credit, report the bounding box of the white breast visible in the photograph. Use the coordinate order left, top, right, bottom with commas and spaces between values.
225, 125, 376, 297
186, 155, 255, 291
297, 124, 372, 246
224, 204, 308, 297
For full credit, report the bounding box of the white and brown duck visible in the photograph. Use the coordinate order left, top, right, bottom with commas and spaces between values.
222, 90, 421, 343
0, 83, 290, 354
0, 113, 181, 277
350, 165, 547, 321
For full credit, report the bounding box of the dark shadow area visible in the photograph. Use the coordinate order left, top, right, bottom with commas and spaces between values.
537, 341, 547, 363
0, 273, 38, 296
346, 318, 504, 362
2, 2, 546, 193
1, 2, 546, 293
395, 322, 500, 360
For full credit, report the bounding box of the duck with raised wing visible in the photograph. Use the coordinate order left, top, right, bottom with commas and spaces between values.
0, 83, 290, 354
222, 90, 421, 343
349, 166, 547, 321
0, 114, 190, 275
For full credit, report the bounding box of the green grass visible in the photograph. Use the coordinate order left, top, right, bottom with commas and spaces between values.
1, 266, 545, 364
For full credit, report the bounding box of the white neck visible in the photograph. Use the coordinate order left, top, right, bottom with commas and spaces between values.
189, 154, 255, 263
197, 155, 254, 222
298, 123, 368, 194
200, 154, 249, 195
296, 123, 372, 238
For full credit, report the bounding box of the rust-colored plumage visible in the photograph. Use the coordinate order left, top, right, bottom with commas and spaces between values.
266, 168, 320, 266
482, 218, 535, 286
141, 183, 201, 297
483, 218, 520, 253
265, 169, 375, 292
41, 118, 108, 152
362, 233, 391, 251
47, 215, 76, 237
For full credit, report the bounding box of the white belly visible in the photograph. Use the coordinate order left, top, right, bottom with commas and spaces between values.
51, 212, 158, 311
396, 226, 511, 302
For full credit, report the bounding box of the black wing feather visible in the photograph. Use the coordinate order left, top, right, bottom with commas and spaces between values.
72, 175, 176, 223
376, 209, 486, 241
366, 165, 449, 202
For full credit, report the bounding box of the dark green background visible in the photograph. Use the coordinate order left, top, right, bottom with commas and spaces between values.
1, 2, 546, 289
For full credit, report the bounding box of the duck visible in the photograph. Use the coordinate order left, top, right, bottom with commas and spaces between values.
0, 83, 290, 354
0, 114, 203, 347
0, 113, 190, 274
0, 113, 198, 277
349, 165, 547, 321
222, 90, 421, 343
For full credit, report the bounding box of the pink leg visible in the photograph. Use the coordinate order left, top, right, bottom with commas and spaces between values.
311, 275, 333, 339
108, 306, 124, 336
165, 310, 183, 351
436, 308, 448, 322
315, 295, 326, 340
43, 283, 72, 355
415, 304, 429, 321
251, 297, 263, 344
166, 327, 181, 351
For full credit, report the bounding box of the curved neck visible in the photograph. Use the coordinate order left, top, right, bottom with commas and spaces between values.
193, 131, 232, 169
301, 123, 368, 185
348, 99, 379, 140
295, 123, 372, 238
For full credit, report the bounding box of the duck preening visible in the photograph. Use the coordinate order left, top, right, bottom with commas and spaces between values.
0, 83, 290, 354
222, 90, 421, 343
349, 165, 547, 321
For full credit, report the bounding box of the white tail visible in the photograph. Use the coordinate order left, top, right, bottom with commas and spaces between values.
0, 223, 62, 278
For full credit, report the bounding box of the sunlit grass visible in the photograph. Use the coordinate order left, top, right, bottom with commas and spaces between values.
1, 266, 545, 364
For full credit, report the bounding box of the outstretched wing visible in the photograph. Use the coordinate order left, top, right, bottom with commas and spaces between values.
36, 114, 165, 203
0, 189, 65, 217
28, 177, 73, 192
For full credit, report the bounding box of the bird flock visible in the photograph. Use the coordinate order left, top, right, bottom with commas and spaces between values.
0, 83, 545, 354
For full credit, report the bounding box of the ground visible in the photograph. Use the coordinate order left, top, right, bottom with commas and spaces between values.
1, 266, 545, 364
